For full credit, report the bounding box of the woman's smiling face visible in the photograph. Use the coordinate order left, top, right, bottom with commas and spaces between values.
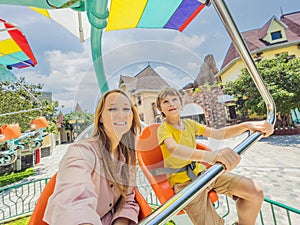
100, 92, 133, 140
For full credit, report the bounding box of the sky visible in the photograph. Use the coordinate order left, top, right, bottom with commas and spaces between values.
0, 0, 300, 114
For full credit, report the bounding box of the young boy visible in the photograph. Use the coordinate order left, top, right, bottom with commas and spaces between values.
156, 87, 274, 225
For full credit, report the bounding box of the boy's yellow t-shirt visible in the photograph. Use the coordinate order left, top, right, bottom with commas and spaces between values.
157, 119, 207, 187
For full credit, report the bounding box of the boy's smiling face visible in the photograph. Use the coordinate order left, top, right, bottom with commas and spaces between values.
160, 95, 182, 118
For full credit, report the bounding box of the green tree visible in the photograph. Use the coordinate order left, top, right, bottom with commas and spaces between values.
224, 53, 300, 127
63, 111, 94, 139
0, 77, 59, 133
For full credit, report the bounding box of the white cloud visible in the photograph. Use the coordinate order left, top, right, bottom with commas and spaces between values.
0, 6, 41, 27
4, 0, 299, 116
154, 65, 194, 89
103, 33, 130, 52
172, 34, 206, 49
216, 59, 224, 70
186, 62, 200, 73
45, 50, 92, 90
10, 27, 204, 114
179, 76, 193, 86
15, 48, 93, 113
212, 31, 227, 39
155, 66, 176, 79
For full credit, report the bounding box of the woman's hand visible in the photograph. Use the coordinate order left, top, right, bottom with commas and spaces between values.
203, 147, 241, 171
113, 218, 130, 225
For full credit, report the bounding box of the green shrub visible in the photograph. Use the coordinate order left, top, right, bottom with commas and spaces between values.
1, 216, 30, 225
0, 168, 35, 187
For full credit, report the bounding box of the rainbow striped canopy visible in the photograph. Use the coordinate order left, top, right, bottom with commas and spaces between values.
107, 0, 206, 32
0, 19, 37, 69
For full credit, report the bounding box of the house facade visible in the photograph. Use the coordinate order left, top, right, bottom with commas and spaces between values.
217, 11, 300, 83
217, 11, 300, 124
119, 63, 227, 128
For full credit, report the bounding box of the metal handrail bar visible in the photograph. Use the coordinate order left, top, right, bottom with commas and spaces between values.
138, 0, 276, 224
0, 178, 50, 221
264, 198, 300, 215
0, 107, 43, 117
259, 198, 300, 225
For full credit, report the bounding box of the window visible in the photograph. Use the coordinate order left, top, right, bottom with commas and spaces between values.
228, 105, 237, 119
137, 95, 142, 106
152, 102, 160, 116
275, 52, 287, 57
256, 52, 263, 58
271, 31, 282, 40
275, 52, 295, 61
139, 113, 144, 121
254, 52, 263, 63
255, 58, 262, 63
287, 55, 296, 61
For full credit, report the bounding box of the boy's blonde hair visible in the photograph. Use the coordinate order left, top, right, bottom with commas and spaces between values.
156, 87, 183, 117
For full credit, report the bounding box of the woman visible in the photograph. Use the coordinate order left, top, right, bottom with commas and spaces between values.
44, 89, 141, 225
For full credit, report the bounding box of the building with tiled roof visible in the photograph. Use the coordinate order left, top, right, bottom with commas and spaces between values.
217, 11, 300, 83
74, 102, 83, 112
119, 65, 170, 93
119, 65, 169, 123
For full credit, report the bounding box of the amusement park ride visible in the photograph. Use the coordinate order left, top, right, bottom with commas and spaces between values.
2, 0, 293, 224
0, 117, 48, 166
0, 17, 46, 166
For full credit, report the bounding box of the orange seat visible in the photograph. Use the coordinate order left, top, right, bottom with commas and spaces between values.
0, 124, 21, 141
28, 173, 57, 225
136, 124, 218, 211
30, 117, 48, 130
135, 185, 153, 220
28, 173, 152, 225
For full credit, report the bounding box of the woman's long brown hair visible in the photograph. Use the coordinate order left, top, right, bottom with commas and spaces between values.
92, 89, 141, 200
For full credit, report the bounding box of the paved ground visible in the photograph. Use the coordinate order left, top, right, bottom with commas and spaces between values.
27, 133, 300, 225
206, 133, 300, 209
203, 134, 300, 224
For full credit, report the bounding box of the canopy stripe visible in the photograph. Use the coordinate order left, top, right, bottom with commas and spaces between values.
106, 0, 206, 31
0, 19, 37, 69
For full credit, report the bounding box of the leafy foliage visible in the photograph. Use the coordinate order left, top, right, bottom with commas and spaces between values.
0, 168, 34, 187
63, 111, 94, 134
1, 216, 30, 225
224, 53, 300, 127
0, 77, 58, 133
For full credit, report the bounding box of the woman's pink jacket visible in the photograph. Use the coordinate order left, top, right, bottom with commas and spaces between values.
43, 140, 140, 225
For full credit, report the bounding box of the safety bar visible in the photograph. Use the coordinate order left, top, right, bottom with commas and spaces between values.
138, 0, 276, 224
0, 107, 43, 117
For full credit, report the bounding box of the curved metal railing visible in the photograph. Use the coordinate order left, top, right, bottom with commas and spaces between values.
1, 178, 299, 224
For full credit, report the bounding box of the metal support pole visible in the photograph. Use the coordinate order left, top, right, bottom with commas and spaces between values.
212, 0, 276, 125
138, 0, 276, 224
87, 0, 110, 94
